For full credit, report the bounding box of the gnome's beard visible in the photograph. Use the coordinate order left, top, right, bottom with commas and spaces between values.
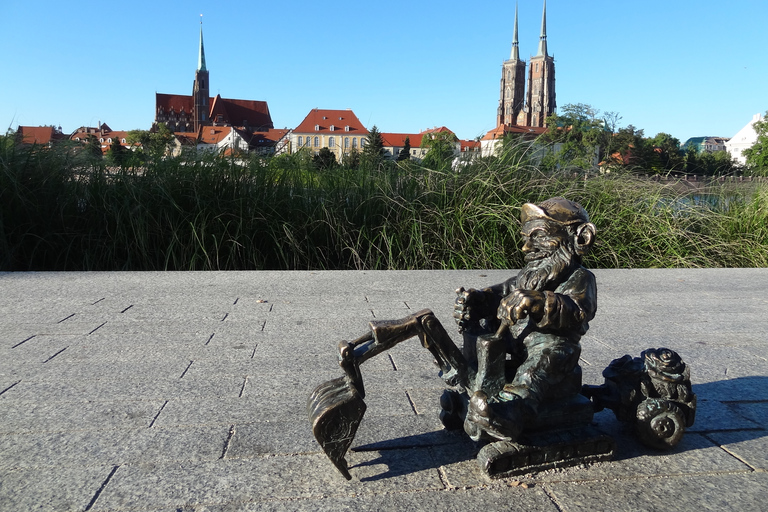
516, 244, 578, 292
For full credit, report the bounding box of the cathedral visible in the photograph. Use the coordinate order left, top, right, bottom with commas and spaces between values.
154, 22, 273, 135
496, 0, 556, 129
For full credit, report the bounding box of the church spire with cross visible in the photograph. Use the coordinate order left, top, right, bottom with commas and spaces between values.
192, 15, 210, 132
197, 16, 207, 72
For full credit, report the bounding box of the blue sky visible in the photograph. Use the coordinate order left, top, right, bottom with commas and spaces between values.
2, 0, 766, 143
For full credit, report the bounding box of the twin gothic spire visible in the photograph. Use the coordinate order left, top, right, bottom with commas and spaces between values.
510, 0, 548, 61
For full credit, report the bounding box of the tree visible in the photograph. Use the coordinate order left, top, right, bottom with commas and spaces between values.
107, 136, 128, 166
343, 147, 360, 169
420, 130, 457, 170
127, 123, 175, 160
84, 134, 103, 159
397, 136, 411, 161
312, 147, 337, 170
743, 112, 768, 174
683, 145, 740, 176
541, 103, 607, 170
650, 132, 683, 172
361, 125, 384, 169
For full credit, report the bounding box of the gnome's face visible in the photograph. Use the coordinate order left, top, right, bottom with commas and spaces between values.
520, 219, 569, 263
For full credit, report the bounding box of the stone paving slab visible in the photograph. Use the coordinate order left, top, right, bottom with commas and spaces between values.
1, 269, 767, 511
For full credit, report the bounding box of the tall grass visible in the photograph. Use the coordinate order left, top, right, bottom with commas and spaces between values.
1, 138, 767, 270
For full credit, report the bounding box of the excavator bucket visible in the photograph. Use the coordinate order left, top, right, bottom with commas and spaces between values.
307, 311, 468, 480
307, 376, 367, 480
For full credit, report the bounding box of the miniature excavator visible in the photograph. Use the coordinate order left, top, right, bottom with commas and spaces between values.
307, 198, 696, 480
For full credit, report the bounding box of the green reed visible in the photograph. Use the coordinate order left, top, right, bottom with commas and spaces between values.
1, 138, 766, 270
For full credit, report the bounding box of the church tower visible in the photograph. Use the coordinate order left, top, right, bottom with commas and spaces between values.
192, 19, 210, 132
497, 3, 527, 127
524, 0, 556, 127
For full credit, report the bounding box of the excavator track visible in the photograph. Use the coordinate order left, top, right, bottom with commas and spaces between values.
477, 426, 615, 478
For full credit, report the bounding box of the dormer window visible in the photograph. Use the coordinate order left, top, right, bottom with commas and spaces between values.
315, 124, 320, 131
345, 126, 350, 132
330, 125, 335, 131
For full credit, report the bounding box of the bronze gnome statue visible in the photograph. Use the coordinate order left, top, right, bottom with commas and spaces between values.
308, 197, 696, 480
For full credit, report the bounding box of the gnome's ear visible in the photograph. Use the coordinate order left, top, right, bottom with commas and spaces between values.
573, 222, 596, 256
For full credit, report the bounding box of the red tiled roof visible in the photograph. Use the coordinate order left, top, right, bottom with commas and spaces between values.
199, 126, 232, 145
246, 128, 290, 146
174, 132, 199, 145
156, 93, 273, 130
420, 126, 455, 135
17, 126, 66, 145
209, 95, 272, 130
293, 109, 368, 135
482, 124, 546, 141
155, 93, 194, 114
460, 140, 481, 151
381, 133, 424, 147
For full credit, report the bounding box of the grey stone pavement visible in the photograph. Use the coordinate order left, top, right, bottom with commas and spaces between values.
1, 269, 767, 511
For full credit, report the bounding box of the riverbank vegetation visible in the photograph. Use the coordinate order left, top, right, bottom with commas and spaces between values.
2, 133, 766, 271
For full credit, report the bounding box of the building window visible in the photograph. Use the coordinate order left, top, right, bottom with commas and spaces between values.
344, 137, 349, 148
352, 138, 357, 148
100, 138, 104, 143
298, 136, 303, 146
121, 138, 126, 144
345, 125, 350, 131
315, 124, 320, 131
314, 136, 319, 147
329, 137, 335, 147
330, 125, 335, 131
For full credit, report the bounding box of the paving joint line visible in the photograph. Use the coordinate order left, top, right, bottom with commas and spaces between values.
43, 347, 67, 363
437, 465, 452, 489
84, 465, 119, 511
239, 376, 249, 398
89, 322, 106, 335
220, 425, 236, 459
57, 313, 75, 323
703, 433, 760, 471
12, 335, 35, 348
0, 380, 21, 397
404, 390, 419, 415
149, 401, 169, 428
541, 484, 567, 512
180, 361, 194, 379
